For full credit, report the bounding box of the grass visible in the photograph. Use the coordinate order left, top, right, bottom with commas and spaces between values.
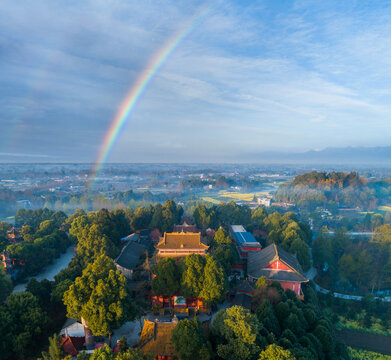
378, 206, 391, 212
349, 347, 391, 359
201, 197, 222, 205
218, 191, 270, 202
338, 315, 391, 336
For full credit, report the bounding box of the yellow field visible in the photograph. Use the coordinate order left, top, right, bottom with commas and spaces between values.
201, 197, 222, 204
136, 187, 149, 190
378, 206, 391, 212
218, 191, 269, 202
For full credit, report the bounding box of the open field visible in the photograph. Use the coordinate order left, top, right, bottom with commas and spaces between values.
201, 197, 222, 204
378, 206, 391, 212
337, 330, 391, 356
349, 347, 391, 359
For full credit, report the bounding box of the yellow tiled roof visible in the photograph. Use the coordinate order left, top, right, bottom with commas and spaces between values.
156, 232, 209, 250
138, 319, 178, 357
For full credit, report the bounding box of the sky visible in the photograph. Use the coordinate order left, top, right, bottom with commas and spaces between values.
1, 0, 391, 163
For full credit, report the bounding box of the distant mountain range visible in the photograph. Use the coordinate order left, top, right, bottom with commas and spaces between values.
246, 146, 391, 164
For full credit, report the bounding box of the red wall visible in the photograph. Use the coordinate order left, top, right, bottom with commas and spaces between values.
265, 260, 291, 271
279, 281, 301, 296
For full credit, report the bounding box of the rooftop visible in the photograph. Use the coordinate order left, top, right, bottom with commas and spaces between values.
137, 318, 178, 357
248, 244, 307, 282
115, 241, 147, 270
156, 232, 209, 251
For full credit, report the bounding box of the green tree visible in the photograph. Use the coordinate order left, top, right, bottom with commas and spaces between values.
63, 255, 133, 340
41, 334, 64, 360
5, 291, 49, 358
214, 227, 231, 244
212, 305, 259, 360
171, 318, 211, 360
116, 349, 154, 360
199, 255, 226, 305
258, 344, 295, 360
181, 255, 206, 297
374, 224, 391, 244
151, 258, 181, 296
90, 344, 115, 360
0, 264, 12, 302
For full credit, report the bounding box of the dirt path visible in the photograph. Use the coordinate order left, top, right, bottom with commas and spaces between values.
336, 329, 391, 355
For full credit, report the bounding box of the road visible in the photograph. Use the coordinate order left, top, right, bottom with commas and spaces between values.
12, 246, 75, 293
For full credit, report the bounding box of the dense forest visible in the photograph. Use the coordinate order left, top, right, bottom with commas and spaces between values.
275, 171, 377, 210
0, 200, 386, 359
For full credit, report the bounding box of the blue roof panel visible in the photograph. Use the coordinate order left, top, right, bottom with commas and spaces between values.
234, 232, 257, 244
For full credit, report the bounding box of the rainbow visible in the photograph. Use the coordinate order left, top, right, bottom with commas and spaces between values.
88, 4, 213, 189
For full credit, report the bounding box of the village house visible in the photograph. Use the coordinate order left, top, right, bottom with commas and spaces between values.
247, 243, 308, 297
137, 317, 178, 360
7, 227, 23, 244
156, 232, 209, 258
59, 318, 86, 356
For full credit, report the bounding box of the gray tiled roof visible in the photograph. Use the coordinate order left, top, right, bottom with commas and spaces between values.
247, 243, 307, 282
115, 241, 147, 270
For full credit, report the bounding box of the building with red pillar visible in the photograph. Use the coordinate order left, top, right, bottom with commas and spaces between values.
247, 243, 308, 297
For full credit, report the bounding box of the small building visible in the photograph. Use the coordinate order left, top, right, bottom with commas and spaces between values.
173, 221, 200, 233
59, 318, 86, 356
230, 225, 261, 259
151, 295, 209, 313
247, 244, 308, 297
156, 232, 209, 258
7, 227, 23, 244
1, 251, 13, 272
137, 318, 178, 360
114, 241, 147, 279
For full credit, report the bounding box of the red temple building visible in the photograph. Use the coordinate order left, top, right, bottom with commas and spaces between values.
247, 244, 308, 297
172, 220, 200, 233
7, 227, 23, 244
1, 251, 13, 272
156, 232, 209, 258
151, 294, 209, 314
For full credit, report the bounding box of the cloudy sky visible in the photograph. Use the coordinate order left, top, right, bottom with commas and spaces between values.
1, 0, 391, 162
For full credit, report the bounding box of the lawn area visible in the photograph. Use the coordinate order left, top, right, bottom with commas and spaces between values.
378, 206, 391, 212
201, 197, 222, 205
338, 315, 391, 336
218, 191, 270, 202
349, 347, 391, 359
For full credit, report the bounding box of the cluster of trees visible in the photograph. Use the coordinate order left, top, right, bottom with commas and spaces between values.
275, 171, 376, 210
319, 291, 391, 338
251, 209, 312, 271
193, 201, 251, 230
63, 254, 135, 342
313, 226, 391, 293
6, 209, 71, 281
192, 202, 311, 271
151, 254, 227, 306
168, 282, 349, 360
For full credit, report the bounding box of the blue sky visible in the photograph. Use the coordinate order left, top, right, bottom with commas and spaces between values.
1, 0, 391, 162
